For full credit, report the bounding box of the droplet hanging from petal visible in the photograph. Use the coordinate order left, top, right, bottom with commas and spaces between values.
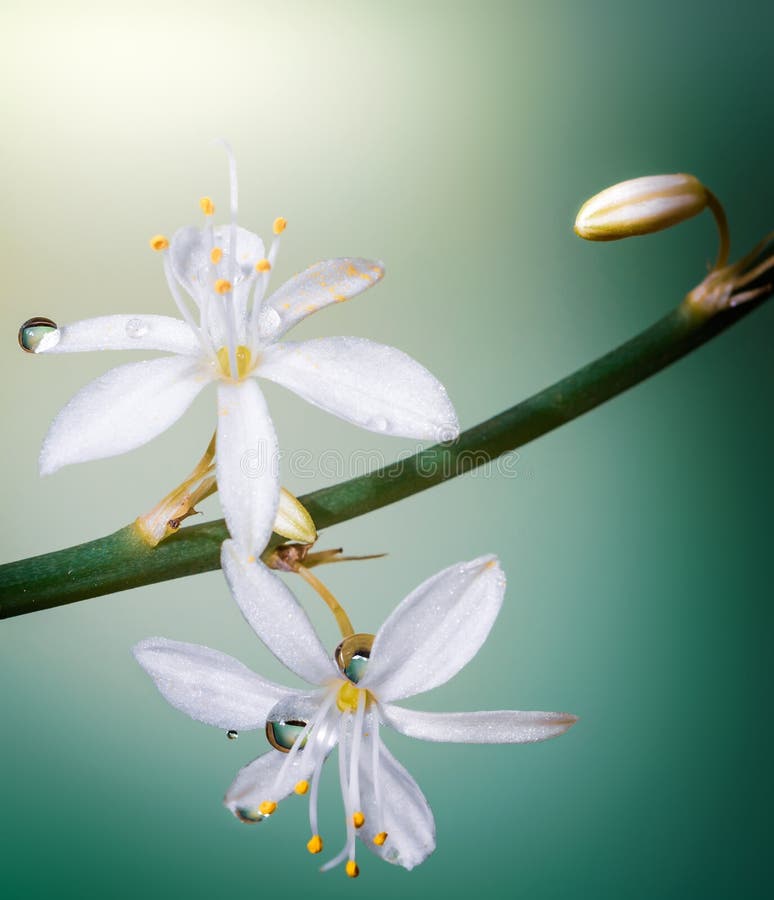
18, 317, 59, 353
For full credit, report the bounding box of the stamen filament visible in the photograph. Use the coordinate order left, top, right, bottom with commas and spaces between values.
295, 565, 355, 639
369, 706, 385, 839
161, 254, 208, 351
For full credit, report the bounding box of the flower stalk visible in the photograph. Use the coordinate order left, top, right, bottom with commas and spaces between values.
1, 285, 771, 620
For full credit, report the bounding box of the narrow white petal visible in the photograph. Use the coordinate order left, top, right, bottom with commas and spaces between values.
258, 337, 459, 441
264, 258, 385, 337
380, 705, 579, 744
216, 380, 279, 555
40, 355, 211, 475
358, 556, 506, 702
224, 750, 315, 822
37, 315, 201, 356
132, 637, 296, 730
357, 738, 435, 870
221, 540, 338, 686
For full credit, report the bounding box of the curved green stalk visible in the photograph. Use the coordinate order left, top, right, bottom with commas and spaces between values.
0, 297, 767, 619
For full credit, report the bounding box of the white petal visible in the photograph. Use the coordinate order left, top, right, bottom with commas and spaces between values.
358, 738, 435, 870
264, 258, 384, 336
36, 315, 201, 356
359, 556, 506, 702
132, 637, 296, 730
40, 355, 211, 475
216, 380, 279, 555
258, 337, 459, 441
380, 705, 579, 744
224, 750, 316, 822
221, 540, 338, 686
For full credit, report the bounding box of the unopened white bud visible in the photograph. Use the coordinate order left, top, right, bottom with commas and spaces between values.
574, 174, 708, 241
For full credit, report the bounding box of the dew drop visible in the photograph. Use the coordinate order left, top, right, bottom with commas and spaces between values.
18, 317, 59, 353
226, 729, 239, 741
266, 719, 307, 753
257, 306, 282, 340
125, 317, 149, 339
368, 416, 389, 432
235, 806, 265, 824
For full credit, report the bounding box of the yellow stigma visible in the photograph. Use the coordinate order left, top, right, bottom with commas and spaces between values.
149, 234, 169, 252
336, 681, 365, 713
216, 345, 252, 380
307, 834, 323, 854
210, 247, 223, 264
256, 258, 271, 272
294, 780, 309, 795
258, 800, 277, 816
345, 861, 359, 879
199, 196, 215, 216
273, 216, 287, 235
373, 831, 388, 846
352, 811, 365, 828
214, 278, 232, 295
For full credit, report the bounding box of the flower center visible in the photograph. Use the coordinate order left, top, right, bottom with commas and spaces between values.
336, 681, 370, 713
216, 344, 252, 379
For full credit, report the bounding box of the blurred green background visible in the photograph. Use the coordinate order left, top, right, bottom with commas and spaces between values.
1, 1, 771, 897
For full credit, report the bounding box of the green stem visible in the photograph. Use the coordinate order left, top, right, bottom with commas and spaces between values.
0, 297, 767, 619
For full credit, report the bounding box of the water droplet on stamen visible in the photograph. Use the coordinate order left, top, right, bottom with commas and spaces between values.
18, 317, 59, 353
226, 729, 238, 741
125, 317, 149, 339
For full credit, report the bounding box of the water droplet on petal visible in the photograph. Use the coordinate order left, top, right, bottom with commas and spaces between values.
266, 719, 308, 753
226, 730, 238, 741
257, 306, 282, 340
368, 416, 388, 432
334, 633, 375, 684
125, 317, 149, 338
235, 806, 266, 824
18, 317, 59, 353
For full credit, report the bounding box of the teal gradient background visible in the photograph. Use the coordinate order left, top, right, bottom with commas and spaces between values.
1, 1, 772, 898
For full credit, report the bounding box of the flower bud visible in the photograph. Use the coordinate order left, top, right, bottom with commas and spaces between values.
274, 488, 318, 545
574, 174, 708, 241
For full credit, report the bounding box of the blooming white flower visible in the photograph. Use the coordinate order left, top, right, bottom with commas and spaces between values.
28, 148, 458, 554
133, 540, 577, 876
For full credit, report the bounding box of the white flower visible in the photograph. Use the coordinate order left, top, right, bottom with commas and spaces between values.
133, 541, 577, 876
29, 147, 458, 554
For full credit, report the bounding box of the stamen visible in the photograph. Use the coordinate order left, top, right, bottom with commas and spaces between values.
369, 707, 386, 840
199, 197, 215, 216
161, 254, 209, 353
352, 811, 365, 828
210, 247, 223, 264
273, 216, 287, 234
255, 258, 271, 272
214, 278, 232, 295
294, 780, 309, 795
149, 234, 169, 251
345, 861, 359, 879
373, 832, 388, 846
258, 800, 277, 816
307, 835, 323, 854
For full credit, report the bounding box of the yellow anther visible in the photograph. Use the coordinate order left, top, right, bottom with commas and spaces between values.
373, 831, 388, 846
345, 861, 359, 879
273, 216, 287, 235
294, 780, 309, 795
307, 834, 323, 854
352, 811, 365, 828
210, 247, 223, 264
216, 345, 252, 380
258, 800, 277, 816
214, 279, 232, 295
256, 258, 272, 272
199, 196, 215, 216
246, 555, 256, 563
149, 234, 169, 252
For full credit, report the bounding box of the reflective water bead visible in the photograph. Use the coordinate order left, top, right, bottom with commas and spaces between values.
334, 633, 375, 684
226, 730, 238, 740
234, 806, 265, 824
125, 317, 149, 339
18, 317, 59, 353
266, 719, 308, 753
